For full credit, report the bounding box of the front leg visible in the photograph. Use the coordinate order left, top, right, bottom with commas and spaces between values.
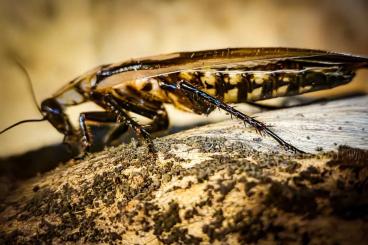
78, 111, 119, 154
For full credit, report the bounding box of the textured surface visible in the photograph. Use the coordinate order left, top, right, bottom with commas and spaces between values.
0, 96, 367, 244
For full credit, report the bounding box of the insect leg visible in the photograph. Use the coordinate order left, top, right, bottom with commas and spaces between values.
104, 110, 168, 146
102, 94, 154, 151
105, 123, 129, 145
107, 93, 169, 134
79, 111, 119, 152
144, 109, 169, 133
175, 81, 305, 153
124, 106, 168, 131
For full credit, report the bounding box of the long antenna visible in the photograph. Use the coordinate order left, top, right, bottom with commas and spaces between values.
13, 58, 42, 113
0, 118, 45, 134
0, 57, 45, 135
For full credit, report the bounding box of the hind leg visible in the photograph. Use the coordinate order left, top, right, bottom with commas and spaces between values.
160, 80, 305, 153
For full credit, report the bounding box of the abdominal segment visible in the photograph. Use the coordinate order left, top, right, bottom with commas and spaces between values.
174, 67, 355, 103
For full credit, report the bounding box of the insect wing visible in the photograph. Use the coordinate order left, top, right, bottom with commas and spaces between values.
94, 48, 334, 90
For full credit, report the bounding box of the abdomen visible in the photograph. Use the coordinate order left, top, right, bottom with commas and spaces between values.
173, 62, 356, 103
219, 67, 355, 102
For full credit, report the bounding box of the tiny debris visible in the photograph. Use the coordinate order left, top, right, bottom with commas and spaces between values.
184, 208, 199, 220
264, 181, 318, 217
315, 146, 323, 152
153, 201, 181, 237
216, 180, 236, 196
252, 137, 262, 142
244, 181, 257, 197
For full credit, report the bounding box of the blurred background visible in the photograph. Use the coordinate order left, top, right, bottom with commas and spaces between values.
0, 0, 367, 158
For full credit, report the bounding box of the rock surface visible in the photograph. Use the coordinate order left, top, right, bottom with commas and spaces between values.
0, 96, 367, 244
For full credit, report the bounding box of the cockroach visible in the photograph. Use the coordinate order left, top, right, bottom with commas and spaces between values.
1, 47, 367, 156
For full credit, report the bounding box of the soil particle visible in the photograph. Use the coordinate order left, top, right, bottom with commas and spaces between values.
295, 166, 324, 185
184, 207, 199, 220
216, 180, 236, 196
32, 185, 40, 192
279, 160, 301, 174
160, 227, 202, 245
315, 146, 323, 152
153, 201, 181, 237
243, 180, 258, 197
264, 181, 318, 217
201, 209, 225, 243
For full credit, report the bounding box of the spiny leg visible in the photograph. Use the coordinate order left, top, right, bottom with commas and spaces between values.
105, 108, 168, 145
102, 94, 155, 151
85, 91, 168, 150
78, 107, 167, 153
109, 94, 169, 134
174, 81, 305, 153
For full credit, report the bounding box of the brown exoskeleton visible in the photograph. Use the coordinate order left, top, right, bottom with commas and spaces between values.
1, 48, 368, 156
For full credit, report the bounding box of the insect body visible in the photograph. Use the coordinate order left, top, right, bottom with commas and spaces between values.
3, 48, 368, 155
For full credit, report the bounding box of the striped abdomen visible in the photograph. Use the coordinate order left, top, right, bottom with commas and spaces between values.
166, 66, 355, 103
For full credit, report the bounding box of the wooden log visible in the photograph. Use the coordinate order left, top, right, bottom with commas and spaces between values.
0, 96, 367, 244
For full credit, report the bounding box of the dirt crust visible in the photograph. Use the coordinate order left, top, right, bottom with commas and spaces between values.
0, 131, 367, 244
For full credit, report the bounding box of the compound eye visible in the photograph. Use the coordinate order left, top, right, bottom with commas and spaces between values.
41, 98, 63, 115
40, 98, 72, 134
44, 105, 61, 115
